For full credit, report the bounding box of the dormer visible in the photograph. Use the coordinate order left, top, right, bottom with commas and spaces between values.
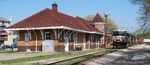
92, 13, 104, 23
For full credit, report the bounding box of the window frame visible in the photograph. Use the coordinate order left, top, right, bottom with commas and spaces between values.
25, 33, 31, 42
45, 32, 51, 40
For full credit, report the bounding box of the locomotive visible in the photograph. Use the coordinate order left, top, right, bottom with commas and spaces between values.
111, 29, 134, 48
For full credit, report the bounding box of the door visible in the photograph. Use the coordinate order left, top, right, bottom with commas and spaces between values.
42, 32, 54, 52
42, 40, 54, 52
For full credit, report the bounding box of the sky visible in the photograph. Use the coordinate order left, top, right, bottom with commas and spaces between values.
0, 0, 140, 32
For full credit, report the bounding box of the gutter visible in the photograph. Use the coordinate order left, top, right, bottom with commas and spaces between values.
4, 26, 102, 34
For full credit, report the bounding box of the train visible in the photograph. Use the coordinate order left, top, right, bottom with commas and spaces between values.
111, 29, 136, 48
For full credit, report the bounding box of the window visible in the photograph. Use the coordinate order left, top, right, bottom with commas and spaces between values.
64, 33, 69, 44
73, 33, 77, 44
90, 35, 94, 45
16, 31, 20, 40
45, 32, 51, 40
113, 31, 126, 36
25, 33, 31, 42
83, 34, 86, 43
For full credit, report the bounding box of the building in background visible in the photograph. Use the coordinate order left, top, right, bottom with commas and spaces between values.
0, 18, 14, 48
89, 13, 112, 47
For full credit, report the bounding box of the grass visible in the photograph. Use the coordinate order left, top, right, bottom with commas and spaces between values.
0, 50, 17, 54
54, 56, 88, 65
0, 48, 118, 65
0, 52, 67, 64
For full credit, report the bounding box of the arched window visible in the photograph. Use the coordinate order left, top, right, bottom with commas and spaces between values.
73, 33, 77, 44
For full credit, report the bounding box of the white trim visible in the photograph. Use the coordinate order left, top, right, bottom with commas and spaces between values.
114, 29, 126, 31
53, 29, 57, 39
39, 29, 44, 40
73, 32, 78, 50
69, 31, 74, 41
57, 29, 64, 40
64, 31, 70, 52
91, 22, 106, 25
5, 26, 102, 34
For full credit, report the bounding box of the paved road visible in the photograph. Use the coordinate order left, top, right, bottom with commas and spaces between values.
82, 44, 150, 65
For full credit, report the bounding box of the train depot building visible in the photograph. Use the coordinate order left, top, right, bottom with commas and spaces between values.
5, 3, 109, 52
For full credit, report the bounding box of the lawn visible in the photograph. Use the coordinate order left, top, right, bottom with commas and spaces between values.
0, 50, 17, 54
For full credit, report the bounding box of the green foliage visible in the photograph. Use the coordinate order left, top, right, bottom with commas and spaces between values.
132, 28, 144, 35
0, 52, 67, 64
136, 33, 150, 38
0, 48, 118, 65
0, 50, 17, 54
130, 0, 150, 32
85, 14, 118, 32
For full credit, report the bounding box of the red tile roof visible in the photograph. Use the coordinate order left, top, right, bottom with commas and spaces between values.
7, 8, 101, 33
76, 17, 100, 32
92, 13, 104, 23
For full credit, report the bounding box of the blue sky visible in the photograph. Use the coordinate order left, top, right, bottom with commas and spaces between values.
0, 0, 140, 32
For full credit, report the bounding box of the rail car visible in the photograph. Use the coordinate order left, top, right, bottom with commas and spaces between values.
111, 30, 136, 48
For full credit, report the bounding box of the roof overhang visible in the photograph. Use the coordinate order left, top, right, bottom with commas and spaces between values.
90, 22, 106, 25
5, 26, 102, 34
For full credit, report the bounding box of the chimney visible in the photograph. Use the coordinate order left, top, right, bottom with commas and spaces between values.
52, 3, 58, 12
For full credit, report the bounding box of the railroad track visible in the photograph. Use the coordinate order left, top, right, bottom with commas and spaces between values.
44, 49, 117, 65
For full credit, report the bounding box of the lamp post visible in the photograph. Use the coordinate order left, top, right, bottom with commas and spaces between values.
104, 13, 110, 47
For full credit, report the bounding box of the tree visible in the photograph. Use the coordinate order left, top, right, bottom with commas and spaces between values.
132, 28, 144, 36
85, 14, 118, 32
130, 0, 150, 33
